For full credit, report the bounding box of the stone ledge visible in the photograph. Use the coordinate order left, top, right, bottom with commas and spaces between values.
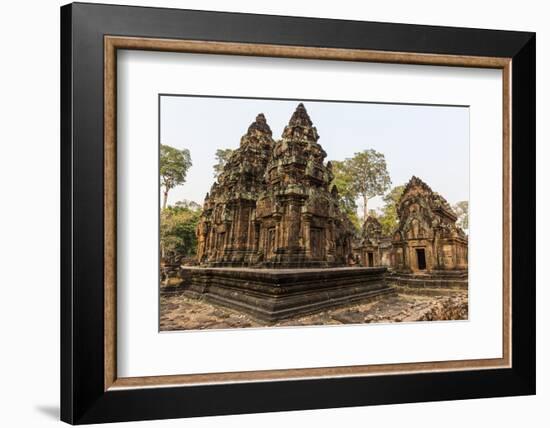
390, 271, 468, 289
177, 267, 393, 322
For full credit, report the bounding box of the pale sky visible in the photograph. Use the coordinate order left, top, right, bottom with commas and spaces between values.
160, 95, 469, 213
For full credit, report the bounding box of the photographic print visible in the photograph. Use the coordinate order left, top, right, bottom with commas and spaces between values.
159, 96, 469, 331
61, 7, 534, 422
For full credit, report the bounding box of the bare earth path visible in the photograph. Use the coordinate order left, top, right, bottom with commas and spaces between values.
160, 288, 468, 331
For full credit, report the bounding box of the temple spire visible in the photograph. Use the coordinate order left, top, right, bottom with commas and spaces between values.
288, 103, 313, 127
247, 113, 272, 135
281, 103, 319, 142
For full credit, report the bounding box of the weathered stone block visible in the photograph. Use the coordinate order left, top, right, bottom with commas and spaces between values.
179, 266, 393, 322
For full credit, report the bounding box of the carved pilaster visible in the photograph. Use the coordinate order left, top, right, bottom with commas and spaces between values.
302, 213, 312, 258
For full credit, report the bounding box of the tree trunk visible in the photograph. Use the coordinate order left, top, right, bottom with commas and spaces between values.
363, 194, 368, 220
162, 189, 169, 210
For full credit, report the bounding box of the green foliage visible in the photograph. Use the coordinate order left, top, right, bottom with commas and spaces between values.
330, 161, 361, 232
333, 150, 391, 220
378, 185, 405, 235
213, 148, 234, 179
174, 199, 202, 211
331, 160, 359, 214
346, 210, 362, 232
160, 144, 192, 209
453, 200, 469, 231
160, 204, 202, 259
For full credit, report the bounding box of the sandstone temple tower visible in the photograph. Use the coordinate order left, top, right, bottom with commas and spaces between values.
196, 103, 355, 268
196, 112, 274, 266
391, 176, 468, 286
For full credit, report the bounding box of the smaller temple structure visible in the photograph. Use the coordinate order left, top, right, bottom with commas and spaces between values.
353, 176, 468, 288
355, 216, 392, 268
391, 176, 468, 287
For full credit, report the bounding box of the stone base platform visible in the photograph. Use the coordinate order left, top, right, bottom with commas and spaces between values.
177, 267, 393, 322
391, 270, 468, 289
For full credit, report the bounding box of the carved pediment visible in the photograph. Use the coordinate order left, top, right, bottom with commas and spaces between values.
393, 176, 463, 243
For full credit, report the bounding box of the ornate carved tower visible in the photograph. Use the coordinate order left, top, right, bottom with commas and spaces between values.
392, 176, 468, 275
196, 113, 274, 266
197, 103, 354, 268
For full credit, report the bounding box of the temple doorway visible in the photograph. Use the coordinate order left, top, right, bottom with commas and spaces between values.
367, 252, 374, 267
416, 248, 426, 270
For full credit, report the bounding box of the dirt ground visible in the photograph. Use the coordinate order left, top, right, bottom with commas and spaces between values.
159, 287, 468, 331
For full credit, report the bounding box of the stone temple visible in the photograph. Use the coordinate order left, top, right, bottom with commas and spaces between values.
196, 103, 355, 268
391, 176, 468, 287
354, 176, 468, 288
355, 216, 393, 268
184, 104, 392, 321
175, 105, 468, 322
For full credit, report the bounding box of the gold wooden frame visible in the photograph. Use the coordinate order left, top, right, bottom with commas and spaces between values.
104, 36, 512, 391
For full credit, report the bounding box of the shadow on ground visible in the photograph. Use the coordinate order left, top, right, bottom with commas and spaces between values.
35, 405, 59, 420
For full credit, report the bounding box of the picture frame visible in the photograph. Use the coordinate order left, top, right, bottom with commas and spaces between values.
60, 2, 535, 424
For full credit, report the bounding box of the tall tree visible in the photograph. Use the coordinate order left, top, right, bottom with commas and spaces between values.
160, 144, 192, 209
213, 148, 234, 179
331, 161, 358, 211
330, 160, 360, 231
453, 200, 469, 232
345, 149, 392, 220
378, 185, 405, 235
